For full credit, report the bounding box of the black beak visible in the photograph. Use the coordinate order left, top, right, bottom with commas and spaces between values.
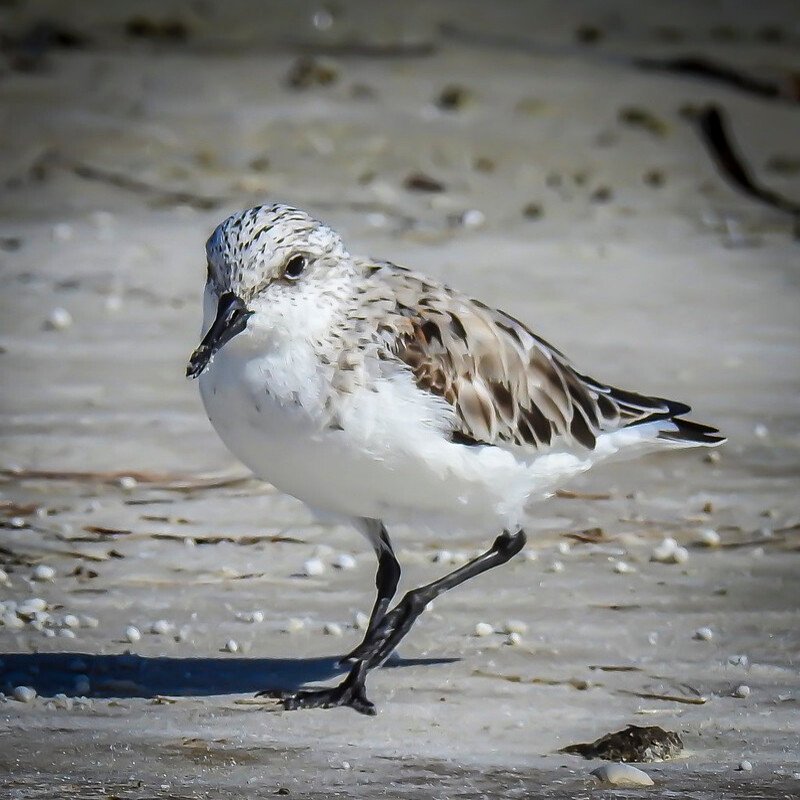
186, 292, 252, 379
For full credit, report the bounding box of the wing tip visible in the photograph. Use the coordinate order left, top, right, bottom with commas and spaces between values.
657, 417, 727, 446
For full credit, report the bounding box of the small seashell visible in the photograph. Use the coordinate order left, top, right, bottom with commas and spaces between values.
14, 686, 37, 703
728, 654, 748, 668
650, 536, 677, 562
44, 307, 73, 331
1, 613, 24, 629
613, 560, 635, 574
505, 632, 523, 646
353, 611, 370, 630
223, 639, 239, 653
699, 528, 721, 547
79, 614, 99, 628
285, 617, 305, 633
59, 628, 76, 639
18, 598, 47, 615
503, 619, 528, 635
62, 614, 80, 629
236, 610, 264, 624
53, 693, 73, 710
474, 622, 494, 637
332, 553, 357, 570
8, 516, 26, 529
302, 557, 325, 577
737, 760, 753, 772
31, 564, 55, 582
591, 763, 653, 787
432, 549, 453, 564
733, 684, 751, 698
672, 546, 690, 564
117, 475, 137, 491
548, 560, 565, 573
323, 622, 343, 636
693, 626, 714, 641
124, 625, 142, 643
557, 541, 571, 555
150, 619, 174, 635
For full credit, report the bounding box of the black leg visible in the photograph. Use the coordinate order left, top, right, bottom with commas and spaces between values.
342, 522, 400, 663
271, 528, 526, 715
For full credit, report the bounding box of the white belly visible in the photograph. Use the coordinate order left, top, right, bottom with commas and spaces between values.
196, 337, 606, 534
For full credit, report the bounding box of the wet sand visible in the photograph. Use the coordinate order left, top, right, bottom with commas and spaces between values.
1, 1, 799, 796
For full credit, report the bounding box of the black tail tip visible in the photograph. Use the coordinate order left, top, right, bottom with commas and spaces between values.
658, 418, 726, 446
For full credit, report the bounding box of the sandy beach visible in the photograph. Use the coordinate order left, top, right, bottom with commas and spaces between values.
1, 1, 799, 796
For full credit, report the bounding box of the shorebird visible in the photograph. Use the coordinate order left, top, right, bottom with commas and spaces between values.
187, 203, 724, 714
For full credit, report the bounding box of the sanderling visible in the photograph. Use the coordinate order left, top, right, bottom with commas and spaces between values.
187, 203, 724, 714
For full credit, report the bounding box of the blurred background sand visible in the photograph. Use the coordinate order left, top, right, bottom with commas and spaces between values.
1, 1, 798, 796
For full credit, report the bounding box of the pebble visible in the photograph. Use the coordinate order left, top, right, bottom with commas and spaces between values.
8, 516, 26, 528
1, 613, 24, 629
302, 557, 325, 577
557, 541, 571, 555
650, 537, 689, 564
733, 684, 751, 698
548, 560, 565, 573
332, 553, 357, 570
59, 628, 76, 639
323, 622, 343, 636
353, 611, 370, 630
523, 549, 538, 562
728, 654, 749, 668
699, 528, 721, 547
31, 564, 56, 582
613, 559, 635, 574
236, 610, 264, 624
737, 760, 753, 772
474, 622, 494, 637
460, 209, 486, 229
150, 619, 174, 635
591, 763, 654, 787
62, 614, 80, 629
693, 626, 714, 641
223, 639, 239, 653
79, 614, 99, 628
432, 549, 454, 564
124, 625, 142, 643
13, 686, 37, 703
505, 632, 523, 646
44, 307, 73, 331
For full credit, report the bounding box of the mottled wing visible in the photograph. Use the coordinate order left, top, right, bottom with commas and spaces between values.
368, 262, 694, 452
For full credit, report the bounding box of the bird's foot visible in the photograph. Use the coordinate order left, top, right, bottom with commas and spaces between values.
257, 660, 376, 716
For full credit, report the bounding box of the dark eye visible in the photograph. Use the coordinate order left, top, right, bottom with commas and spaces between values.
284, 255, 306, 280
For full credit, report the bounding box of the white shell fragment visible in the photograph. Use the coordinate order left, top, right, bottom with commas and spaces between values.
236, 610, 264, 624
13, 685, 37, 703
223, 639, 239, 653
117, 475, 138, 491
31, 565, 56, 582
18, 598, 47, 616
591, 763, 654, 787
332, 553, 357, 570
548, 560, 565, 573
505, 632, 523, 646
124, 625, 142, 643
650, 537, 689, 564
62, 614, 80, 629
613, 560, 635, 574
693, 626, 714, 641
733, 684, 751, 698
323, 622, 343, 636
474, 622, 494, 637
302, 557, 325, 577
737, 760, 753, 772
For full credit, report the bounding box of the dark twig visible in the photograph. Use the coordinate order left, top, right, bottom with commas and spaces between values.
691, 104, 800, 235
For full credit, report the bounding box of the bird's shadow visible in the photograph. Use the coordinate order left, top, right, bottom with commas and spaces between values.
0, 651, 456, 699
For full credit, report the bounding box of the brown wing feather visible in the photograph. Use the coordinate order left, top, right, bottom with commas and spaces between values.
364, 260, 707, 451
